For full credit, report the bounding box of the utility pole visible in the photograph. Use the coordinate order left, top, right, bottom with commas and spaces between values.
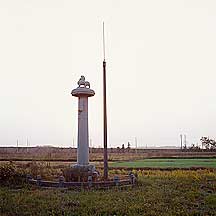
90, 138, 92, 154
72, 137, 75, 148
184, 134, 187, 149
103, 22, 108, 180
16, 139, 19, 153
26, 138, 29, 153
135, 137, 137, 154
180, 134, 183, 150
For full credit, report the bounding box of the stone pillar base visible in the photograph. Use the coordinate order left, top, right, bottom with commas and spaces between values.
63, 164, 99, 182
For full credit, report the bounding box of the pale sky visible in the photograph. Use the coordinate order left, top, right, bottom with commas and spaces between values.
0, 0, 216, 148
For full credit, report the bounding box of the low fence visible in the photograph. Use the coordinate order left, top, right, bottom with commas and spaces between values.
27, 174, 136, 189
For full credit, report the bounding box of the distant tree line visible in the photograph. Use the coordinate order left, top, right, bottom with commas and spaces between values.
116, 142, 131, 153
183, 136, 216, 152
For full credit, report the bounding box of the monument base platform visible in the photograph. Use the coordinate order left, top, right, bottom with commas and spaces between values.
63, 164, 99, 182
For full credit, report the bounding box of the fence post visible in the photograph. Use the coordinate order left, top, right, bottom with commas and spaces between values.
114, 176, 119, 186
59, 176, 65, 188
36, 175, 42, 186
88, 176, 93, 188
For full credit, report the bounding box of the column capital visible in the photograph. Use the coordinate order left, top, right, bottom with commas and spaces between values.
71, 87, 95, 97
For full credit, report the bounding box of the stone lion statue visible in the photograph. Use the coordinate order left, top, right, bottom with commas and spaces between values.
78, 76, 90, 88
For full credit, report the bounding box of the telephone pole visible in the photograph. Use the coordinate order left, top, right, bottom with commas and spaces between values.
90, 138, 92, 153
26, 138, 29, 153
184, 134, 187, 149
135, 137, 137, 153
16, 139, 19, 153
180, 134, 183, 150
72, 137, 75, 148
103, 22, 108, 180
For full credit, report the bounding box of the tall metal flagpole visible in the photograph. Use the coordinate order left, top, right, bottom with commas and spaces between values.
103, 22, 108, 180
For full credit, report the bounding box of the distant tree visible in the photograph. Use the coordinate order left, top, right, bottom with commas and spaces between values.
116, 146, 120, 153
211, 140, 216, 149
110, 147, 114, 153
200, 137, 210, 149
188, 143, 201, 152
122, 144, 125, 150
126, 142, 131, 152
200, 137, 216, 151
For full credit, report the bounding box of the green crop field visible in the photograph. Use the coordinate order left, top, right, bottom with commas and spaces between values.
111, 158, 216, 168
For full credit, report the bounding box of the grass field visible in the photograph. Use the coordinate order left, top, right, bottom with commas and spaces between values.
111, 158, 216, 168
0, 170, 216, 216
0, 161, 216, 215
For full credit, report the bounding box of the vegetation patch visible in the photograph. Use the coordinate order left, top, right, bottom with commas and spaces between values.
111, 158, 216, 168
0, 167, 216, 215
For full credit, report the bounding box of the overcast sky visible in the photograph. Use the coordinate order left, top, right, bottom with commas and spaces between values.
0, 0, 216, 148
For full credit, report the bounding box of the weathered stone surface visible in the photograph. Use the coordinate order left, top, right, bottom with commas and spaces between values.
63, 164, 99, 182
71, 76, 95, 166
69, 76, 99, 182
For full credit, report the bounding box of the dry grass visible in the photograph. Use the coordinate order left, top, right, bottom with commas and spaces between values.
1, 147, 216, 163
0, 164, 215, 216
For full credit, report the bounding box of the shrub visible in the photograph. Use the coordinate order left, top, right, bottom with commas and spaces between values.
26, 162, 62, 180
0, 162, 25, 186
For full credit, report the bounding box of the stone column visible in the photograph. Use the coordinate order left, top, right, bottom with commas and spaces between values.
71, 76, 95, 166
